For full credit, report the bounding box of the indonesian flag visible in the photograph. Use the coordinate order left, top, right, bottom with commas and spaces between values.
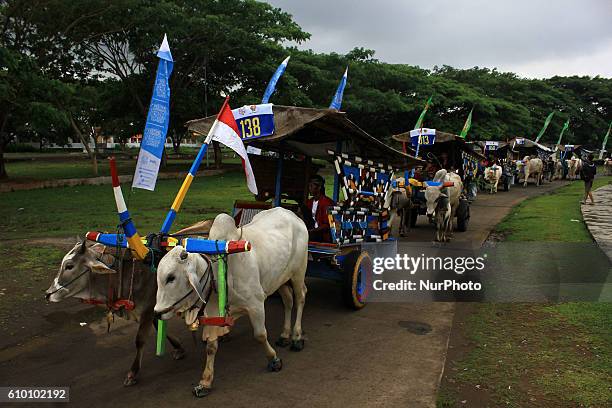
206, 99, 258, 194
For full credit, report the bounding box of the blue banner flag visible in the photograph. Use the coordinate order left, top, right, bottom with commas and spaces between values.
261, 56, 290, 104
329, 67, 348, 110
132, 34, 174, 191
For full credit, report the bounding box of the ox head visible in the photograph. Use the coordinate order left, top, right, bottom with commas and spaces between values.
45, 239, 116, 302
154, 246, 211, 321
424, 184, 447, 219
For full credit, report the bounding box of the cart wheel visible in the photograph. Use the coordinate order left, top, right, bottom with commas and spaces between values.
342, 251, 371, 310
456, 199, 470, 232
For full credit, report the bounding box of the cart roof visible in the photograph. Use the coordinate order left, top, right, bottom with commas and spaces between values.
391, 129, 486, 160
505, 137, 552, 152
392, 129, 464, 144
186, 105, 424, 167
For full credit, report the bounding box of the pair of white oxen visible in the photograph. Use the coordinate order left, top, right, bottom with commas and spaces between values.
388, 169, 464, 242
485, 157, 548, 193
46, 208, 309, 397
483, 156, 549, 192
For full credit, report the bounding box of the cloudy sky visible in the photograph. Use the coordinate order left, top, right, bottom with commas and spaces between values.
264, 0, 612, 79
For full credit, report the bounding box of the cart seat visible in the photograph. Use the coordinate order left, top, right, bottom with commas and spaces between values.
232, 200, 272, 227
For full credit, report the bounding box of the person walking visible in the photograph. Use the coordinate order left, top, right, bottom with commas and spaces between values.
580, 153, 597, 205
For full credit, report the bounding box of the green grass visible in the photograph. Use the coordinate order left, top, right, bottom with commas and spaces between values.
439, 176, 612, 408
0, 170, 254, 240
496, 177, 611, 242
3, 158, 220, 181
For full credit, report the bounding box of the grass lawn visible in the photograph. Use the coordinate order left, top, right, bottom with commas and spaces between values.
496, 176, 612, 242
438, 176, 612, 408
0, 170, 254, 240
3, 155, 242, 181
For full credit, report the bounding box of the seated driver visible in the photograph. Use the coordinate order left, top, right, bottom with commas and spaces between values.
305, 175, 335, 242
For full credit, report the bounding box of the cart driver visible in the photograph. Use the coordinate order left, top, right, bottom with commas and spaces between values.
305, 174, 335, 242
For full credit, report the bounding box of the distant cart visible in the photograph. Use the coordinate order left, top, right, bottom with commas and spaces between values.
391, 129, 484, 231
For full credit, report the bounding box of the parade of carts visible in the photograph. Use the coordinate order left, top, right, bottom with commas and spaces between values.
31, 35, 610, 398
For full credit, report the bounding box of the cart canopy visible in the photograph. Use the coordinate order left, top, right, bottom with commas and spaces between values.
186, 105, 423, 168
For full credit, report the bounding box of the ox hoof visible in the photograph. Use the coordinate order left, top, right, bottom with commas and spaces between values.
172, 349, 186, 360
193, 384, 212, 398
267, 357, 283, 372
123, 373, 137, 387
275, 336, 291, 347
290, 339, 305, 352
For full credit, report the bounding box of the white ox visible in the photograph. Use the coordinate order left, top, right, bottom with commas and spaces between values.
424, 169, 463, 242
484, 165, 502, 193
516, 156, 543, 187
553, 157, 564, 180
154, 207, 308, 397
605, 158, 612, 176
567, 157, 582, 180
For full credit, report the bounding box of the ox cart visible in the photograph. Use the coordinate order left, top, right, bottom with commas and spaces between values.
504, 137, 553, 184
475, 140, 515, 191
391, 129, 483, 231
187, 105, 423, 309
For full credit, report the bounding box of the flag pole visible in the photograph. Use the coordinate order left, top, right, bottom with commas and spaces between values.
110, 158, 149, 259
160, 96, 230, 234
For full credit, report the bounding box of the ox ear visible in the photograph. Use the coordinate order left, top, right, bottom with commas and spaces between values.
88, 259, 116, 275
186, 264, 207, 303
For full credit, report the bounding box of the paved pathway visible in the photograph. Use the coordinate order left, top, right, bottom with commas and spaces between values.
581, 183, 612, 261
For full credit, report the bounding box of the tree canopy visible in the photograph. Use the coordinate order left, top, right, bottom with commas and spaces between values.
1, 0, 610, 178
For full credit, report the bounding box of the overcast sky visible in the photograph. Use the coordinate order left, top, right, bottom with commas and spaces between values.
264, 0, 612, 79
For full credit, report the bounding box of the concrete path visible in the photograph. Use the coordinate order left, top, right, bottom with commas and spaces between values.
0, 180, 567, 408
581, 183, 612, 262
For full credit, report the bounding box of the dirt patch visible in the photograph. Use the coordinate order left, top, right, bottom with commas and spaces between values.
438, 303, 493, 407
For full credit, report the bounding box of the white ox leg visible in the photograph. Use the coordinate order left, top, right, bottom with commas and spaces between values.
289, 274, 307, 350
193, 338, 218, 397
276, 284, 293, 347
248, 303, 282, 371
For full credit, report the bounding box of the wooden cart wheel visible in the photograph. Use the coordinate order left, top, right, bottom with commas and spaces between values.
342, 250, 372, 310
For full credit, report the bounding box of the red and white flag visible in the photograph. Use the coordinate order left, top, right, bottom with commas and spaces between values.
206, 99, 258, 194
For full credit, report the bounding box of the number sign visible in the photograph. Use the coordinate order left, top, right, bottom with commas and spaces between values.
232, 103, 275, 140
409, 128, 436, 147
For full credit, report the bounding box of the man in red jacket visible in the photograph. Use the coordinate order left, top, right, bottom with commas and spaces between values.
305, 175, 335, 242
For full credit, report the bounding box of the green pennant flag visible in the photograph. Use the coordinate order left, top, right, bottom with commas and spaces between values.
557, 119, 569, 145
602, 121, 611, 150
534, 111, 555, 143
459, 108, 473, 139
414, 95, 433, 129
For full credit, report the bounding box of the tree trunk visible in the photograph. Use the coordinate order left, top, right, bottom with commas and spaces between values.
171, 129, 181, 154
161, 147, 168, 169
69, 115, 98, 176
213, 141, 222, 169
0, 115, 10, 179
0, 148, 7, 180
